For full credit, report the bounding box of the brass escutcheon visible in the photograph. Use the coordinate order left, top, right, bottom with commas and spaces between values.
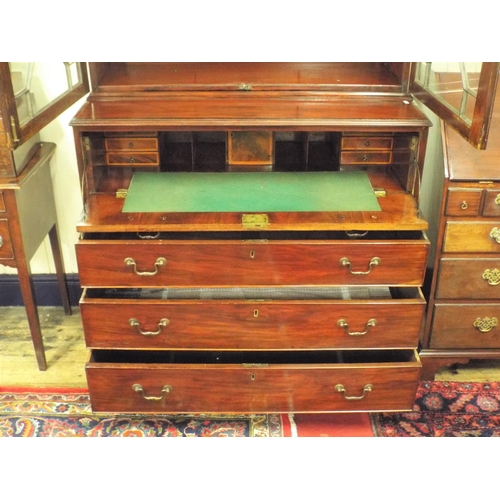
482, 269, 500, 286
132, 384, 172, 401
335, 383, 373, 400
337, 318, 377, 336
490, 227, 500, 244
473, 316, 498, 333
124, 257, 167, 276
129, 318, 170, 336
340, 257, 381, 275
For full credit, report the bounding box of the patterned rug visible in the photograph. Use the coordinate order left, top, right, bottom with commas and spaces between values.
372, 381, 500, 437
0, 390, 283, 437
3, 382, 498, 437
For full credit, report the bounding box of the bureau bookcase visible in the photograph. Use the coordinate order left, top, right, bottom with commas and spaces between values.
70, 62, 498, 413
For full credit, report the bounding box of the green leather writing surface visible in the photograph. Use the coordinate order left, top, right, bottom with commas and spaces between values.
122, 171, 381, 213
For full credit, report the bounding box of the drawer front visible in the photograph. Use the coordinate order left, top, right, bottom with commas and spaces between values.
341, 137, 394, 151
443, 221, 500, 253
430, 304, 500, 349
340, 151, 392, 165
106, 152, 159, 166
76, 239, 429, 287
105, 138, 158, 151
80, 290, 425, 350
86, 351, 421, 413
483, 190, 500, 217
445, 189, 482, 216
0, 219, 14, 260
436, 258, 500, 299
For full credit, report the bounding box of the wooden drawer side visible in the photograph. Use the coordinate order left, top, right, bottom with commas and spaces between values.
86, 349, 421, 413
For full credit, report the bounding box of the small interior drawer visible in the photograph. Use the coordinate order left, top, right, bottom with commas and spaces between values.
86, 348, 421, 413
341, 136, 394, 151
340, 151, 392, 165
106, 152, 160, 166
105, 137, 159, 151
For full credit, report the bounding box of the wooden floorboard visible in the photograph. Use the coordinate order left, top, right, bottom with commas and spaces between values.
0, 306, 87, 388
1, 306, 500, 388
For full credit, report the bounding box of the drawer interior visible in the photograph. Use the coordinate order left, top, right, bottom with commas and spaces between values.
82, 229, 427, 242
83, 286, 422, 301
89, 349, 419, 365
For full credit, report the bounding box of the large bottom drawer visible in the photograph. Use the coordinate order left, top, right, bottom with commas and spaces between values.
86, 349, 421, 413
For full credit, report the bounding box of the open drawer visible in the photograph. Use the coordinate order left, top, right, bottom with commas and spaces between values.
86, 349, 421, 413
80, 286, 425, 350
76, 230, 429, 288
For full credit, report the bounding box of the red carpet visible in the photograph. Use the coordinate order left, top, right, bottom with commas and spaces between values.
283, 413, 374, 437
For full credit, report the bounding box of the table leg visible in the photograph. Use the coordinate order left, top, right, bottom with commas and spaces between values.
16, 256, 47, 371
48, 223, 72, 315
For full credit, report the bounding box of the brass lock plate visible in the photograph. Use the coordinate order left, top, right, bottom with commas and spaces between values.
242, 214, 269, 229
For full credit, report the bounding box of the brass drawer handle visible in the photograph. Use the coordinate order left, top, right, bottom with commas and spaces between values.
132, 384, 172, 401
129, 156, 136, 163
337, 318, 377, 336
124, 257, 167, 276
340, 257, 381, 275
473, 317, 498, 333
482, 268, 500, 286
335, 383, 373, 400
129, 318, 170, 336
461, 201, 468, 210
0, 235, 3, 248
490, 227, 500, 244
495, 194, 500, 205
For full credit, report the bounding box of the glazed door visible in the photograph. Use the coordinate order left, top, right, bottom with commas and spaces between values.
0, 62, 89, 149
410, 62, 499, 150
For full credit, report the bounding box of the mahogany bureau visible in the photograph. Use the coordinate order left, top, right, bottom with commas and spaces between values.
69, 62, 496, 414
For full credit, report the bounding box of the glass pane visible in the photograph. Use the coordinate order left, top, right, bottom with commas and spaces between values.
9, 62, 83, 127
415, 62, 482, 125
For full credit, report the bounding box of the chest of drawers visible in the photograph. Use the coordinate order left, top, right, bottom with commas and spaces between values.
420, 93, 500, 379
69, 62, 498, 414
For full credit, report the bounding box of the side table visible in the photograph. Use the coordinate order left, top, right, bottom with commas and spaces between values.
0, 141, 71, 371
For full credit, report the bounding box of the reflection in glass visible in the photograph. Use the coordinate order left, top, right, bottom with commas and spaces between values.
9, 62, 83, 126
415, 62, 482, 125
